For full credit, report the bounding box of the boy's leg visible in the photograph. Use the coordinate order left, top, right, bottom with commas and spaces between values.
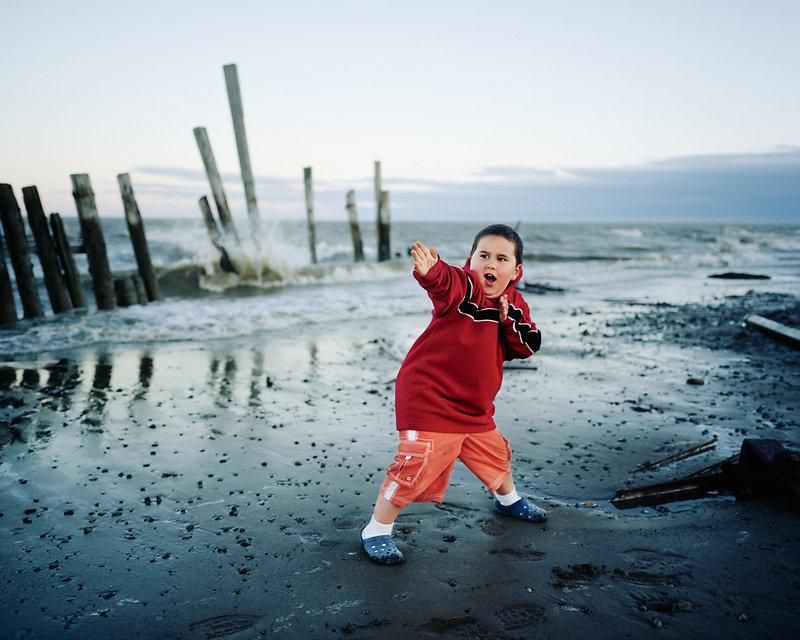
361, 495, 405, 565
373, 494, 403, 525
459, 430, 547, 523
494, 471, 521, 504
361, 431, 463, 564
496, 472, 515, 496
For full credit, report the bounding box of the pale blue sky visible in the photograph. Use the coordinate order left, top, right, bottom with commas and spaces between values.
1, 0, 798, 222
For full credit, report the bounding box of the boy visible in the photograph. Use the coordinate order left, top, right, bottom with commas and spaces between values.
361, 224, 544, 565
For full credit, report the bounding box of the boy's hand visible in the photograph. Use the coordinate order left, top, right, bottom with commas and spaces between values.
499, 295, 509, 322
410, 241, 439, 276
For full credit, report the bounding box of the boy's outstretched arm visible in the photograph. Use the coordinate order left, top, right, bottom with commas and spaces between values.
499, 294, 541, 360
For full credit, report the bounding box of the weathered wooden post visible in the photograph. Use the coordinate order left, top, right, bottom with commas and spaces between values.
22, 186, 73, 314
193, 126, 240, 243
0, 226, 17, 325
345, 190, 364, 262
199, 196, 237, 274
49, 213, 86, 309
223, 63, 261, 240
377, 190, 391, 262
131, 275, 148, 304
0, 184, 43, 318
374, 161, 391, 261
374, 160, 382, 218
70, 174, 116, 310
117, 173, 160, 302
303, 167, 318, 264
113, 276, 137, 307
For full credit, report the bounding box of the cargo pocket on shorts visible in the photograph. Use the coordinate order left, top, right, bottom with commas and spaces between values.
388, 439, 432, 488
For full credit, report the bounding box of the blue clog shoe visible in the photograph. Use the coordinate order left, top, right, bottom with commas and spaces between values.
494, 496, 547, 523
361, 534, 405, 565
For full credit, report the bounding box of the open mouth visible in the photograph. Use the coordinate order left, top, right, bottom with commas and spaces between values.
484, 273, 497, 284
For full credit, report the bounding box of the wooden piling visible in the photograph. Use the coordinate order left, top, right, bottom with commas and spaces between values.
303, 167, 318, 264
377, 190, 391, 262
49, 213, 86, 309
114, 276, 137, 307
131, 274, 148, 304
0, 226, 18, 325
345, 190, 364, 262
117, 173, 160, 302
22, 186, 73, 314
223, 63, 260, 239
374, 160, 382, 219
193, 127, 240, 243
0, 184, 43, 318
70, 174, 116, 310
199, 196, 237, 274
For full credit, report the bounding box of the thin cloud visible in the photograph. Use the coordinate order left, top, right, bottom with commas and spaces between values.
129, 148, 800, 222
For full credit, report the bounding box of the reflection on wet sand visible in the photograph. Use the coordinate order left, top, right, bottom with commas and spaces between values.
208, 356, 240, 405
0, 340, 328, 455
134, 353, 154, 401
249, 349, 264, 407
42, 360, 81, 412
81, 354, 112, 431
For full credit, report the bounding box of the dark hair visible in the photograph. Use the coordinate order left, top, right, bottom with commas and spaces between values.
470, 224, 523, 264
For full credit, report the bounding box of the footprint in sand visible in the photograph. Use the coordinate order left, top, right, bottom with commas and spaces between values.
493, 602, 547, 630
432, 516, 461, 531
331, 516, 360, 531
488, 547, 545, 561
615, 548, 690, 586
187, 614, 262, 638
478, 518, 507, 537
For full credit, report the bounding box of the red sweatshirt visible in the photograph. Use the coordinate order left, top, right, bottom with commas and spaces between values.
394, 257, 541, 433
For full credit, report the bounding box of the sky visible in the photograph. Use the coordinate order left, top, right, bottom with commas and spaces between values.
1, 0, 799, 223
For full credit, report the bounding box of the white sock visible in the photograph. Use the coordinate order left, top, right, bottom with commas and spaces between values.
361, 515, 394, 540
494, 487, 520, 506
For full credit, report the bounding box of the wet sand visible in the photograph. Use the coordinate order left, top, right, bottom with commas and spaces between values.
1, 291, 799, 639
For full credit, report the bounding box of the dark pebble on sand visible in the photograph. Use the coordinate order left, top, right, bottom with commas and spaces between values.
687, 377, 705, 385
64, 509, 74, 516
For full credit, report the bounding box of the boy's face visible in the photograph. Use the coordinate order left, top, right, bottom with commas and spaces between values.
469, 235, 520, 299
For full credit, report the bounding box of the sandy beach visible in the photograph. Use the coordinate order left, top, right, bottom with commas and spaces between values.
1, 283, 799, 639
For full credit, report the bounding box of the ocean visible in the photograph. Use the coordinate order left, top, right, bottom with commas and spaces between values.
1, 218, 799, 358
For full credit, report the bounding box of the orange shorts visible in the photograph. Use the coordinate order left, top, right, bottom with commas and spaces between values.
378, 429, 513, 507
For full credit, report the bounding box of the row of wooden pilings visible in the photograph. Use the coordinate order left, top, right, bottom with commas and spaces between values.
194, 127, 392, 269
194, 64, 391, 269
196, 160, 391, 275
303, 160, 391, 265
0, 174, 160, 327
